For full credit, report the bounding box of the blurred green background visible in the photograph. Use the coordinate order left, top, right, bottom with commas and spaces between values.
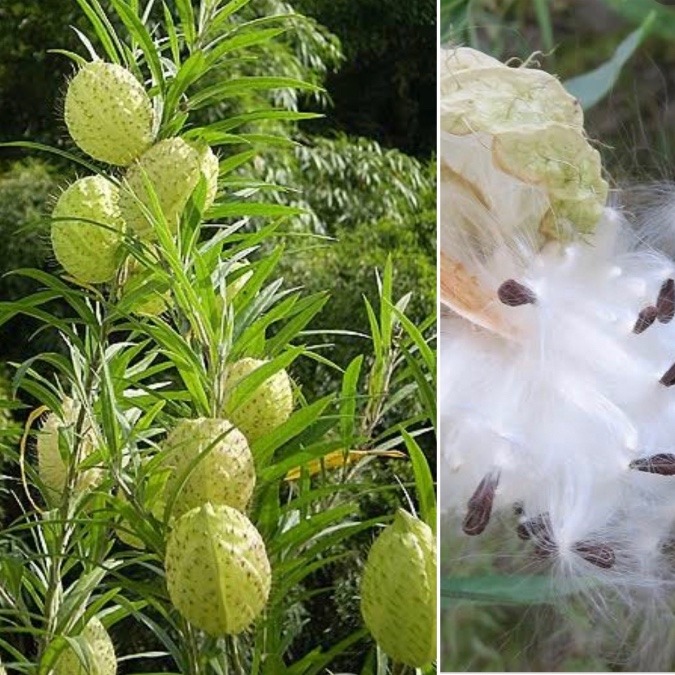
441, 0, 675, 671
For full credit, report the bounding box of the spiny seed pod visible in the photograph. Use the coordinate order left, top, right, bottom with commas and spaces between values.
37, 396, 102, 496
360, 510, 436, 668
65, 61, 155, 166
51, 175, 125, 284
223, 358, 293, 443
163, 418, 255, 518
120, 138, 218, 238
165, 503, 271, 635
53, 617, 117, 675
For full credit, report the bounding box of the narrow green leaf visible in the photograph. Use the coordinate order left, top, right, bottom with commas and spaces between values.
402, 430, 435, 533
564, 12, 655, 109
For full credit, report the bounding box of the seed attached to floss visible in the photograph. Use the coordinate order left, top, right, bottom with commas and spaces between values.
574, 541, 616, 569
497, 279, 536, 306
660, 362, 675, 387
165, 503, 271, 636
630, 453, 675, 476
517, 514, 550, 541
360, 510, 436, 668
633, 306, 658, 334
65, 61, 155, 166
52, 617, 117, 675
462, 473, 499, 536
657, 278, 675, 323
51, 175, 126, 284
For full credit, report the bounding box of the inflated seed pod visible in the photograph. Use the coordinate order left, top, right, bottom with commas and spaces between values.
222, 358, 293, 443
360, 510, 436, 668
162, 418, 255, 518
37, 396, 103, 496
65, 61, 155, 166
165, 503, 271, 635
51, 175, 125, 284
120, 138, 218, 238
53, 617, 117, 675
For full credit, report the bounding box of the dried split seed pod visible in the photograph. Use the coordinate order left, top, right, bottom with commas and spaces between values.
65, 61, 155, 166
165, 503, 271, 635
51, 175, 125, 284
223, 358, 294, 443
162, 418, 255, 518
360, 510, 436, 668
53, 617, 117, 675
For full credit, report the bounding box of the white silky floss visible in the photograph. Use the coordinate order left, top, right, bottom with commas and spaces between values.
440, 47, 675, 625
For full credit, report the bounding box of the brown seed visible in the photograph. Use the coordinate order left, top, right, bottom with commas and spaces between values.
629, 453, 675, 476
574, 541, 615, 569
657, 279, 675, 323
517, 514, 550, 541
660, 362, 675, 387
462, 473, 499, 536
633, 306, 658, 334
497, 280, 536, 307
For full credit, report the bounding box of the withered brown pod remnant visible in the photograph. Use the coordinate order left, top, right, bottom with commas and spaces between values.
463, 473, 500, 536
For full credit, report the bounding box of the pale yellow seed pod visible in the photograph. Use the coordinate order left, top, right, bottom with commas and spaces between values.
120, 138, 218, 238
360, 510, 436, 668
223, 358, 293, 443
165, 503, 271, 635
53, 617, 117, 675
37, 396, 103, 496
162, 418, 255, 518
51, 175, 125, 284
65, 61, 155, 166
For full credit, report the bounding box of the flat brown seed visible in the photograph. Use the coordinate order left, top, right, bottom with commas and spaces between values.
462, 473, 499, 536
633, 306, 658, 334
660, 362, 675, 387
657, 279, 675, 323
629, 453, 675, 475
497, 280, 536, 307
517, 514, 550, 541
574, 542, 615, 569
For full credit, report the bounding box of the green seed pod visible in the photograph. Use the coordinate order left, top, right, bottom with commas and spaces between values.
65, 61, 155, 166
223, 358, 293, 443
53, 617, 117, 675
51, 175, 125, 284
120, 257, 170, 316
37, 396, 103, 496
120, 138, 218, 238
360, 510, 436, 668
165, 503, 271, 635
163, 418, 255, 519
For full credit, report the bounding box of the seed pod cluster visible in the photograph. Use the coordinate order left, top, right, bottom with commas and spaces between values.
53, 61, 220, 285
